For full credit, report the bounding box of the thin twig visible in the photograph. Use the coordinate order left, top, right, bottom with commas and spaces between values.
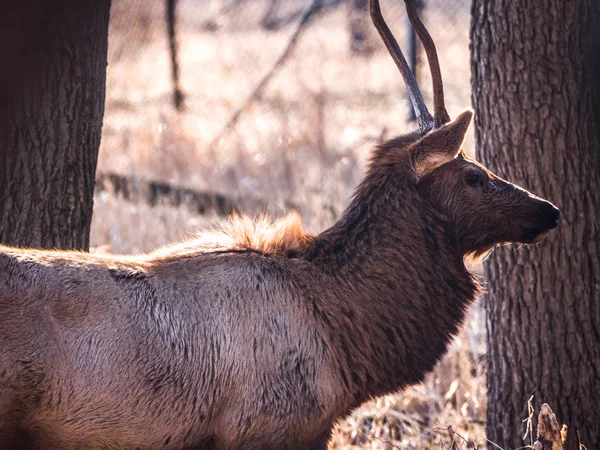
447, 426, 457, 449
375, 436, 404, 449
577, 430, 587, 450
448, 426, 478, 449
522, 395, 535, 447
482, 437, 505, 450
433, 425, 506, 450
210, 0, 322, 149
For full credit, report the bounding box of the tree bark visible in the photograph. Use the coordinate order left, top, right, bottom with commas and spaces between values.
0, 0, 111, 250
471, 1, 600, 450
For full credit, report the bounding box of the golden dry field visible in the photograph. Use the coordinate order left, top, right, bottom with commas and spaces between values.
90, 0, 495, 447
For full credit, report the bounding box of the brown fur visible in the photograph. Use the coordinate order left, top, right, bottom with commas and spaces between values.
0, 111, 559, 450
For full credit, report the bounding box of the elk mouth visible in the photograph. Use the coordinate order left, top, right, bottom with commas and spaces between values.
519, 207, 559, 244
519, 227, 549, 244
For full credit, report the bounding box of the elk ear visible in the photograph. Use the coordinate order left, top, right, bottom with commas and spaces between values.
411, 109, 473, 179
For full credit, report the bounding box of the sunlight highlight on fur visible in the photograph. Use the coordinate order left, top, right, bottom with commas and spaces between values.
224, 212, 315, 256
151, 212, 315, 259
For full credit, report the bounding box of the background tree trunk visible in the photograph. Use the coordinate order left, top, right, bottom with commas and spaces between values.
0, 0, 111, 250
348, 0, 371, 54
166, 0, 185, 110
471, 1, 600, 450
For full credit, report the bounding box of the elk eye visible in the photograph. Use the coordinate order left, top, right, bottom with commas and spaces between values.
466, 171, 483, 187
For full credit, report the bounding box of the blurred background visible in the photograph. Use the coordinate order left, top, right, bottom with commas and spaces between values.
91, 0, 485, 447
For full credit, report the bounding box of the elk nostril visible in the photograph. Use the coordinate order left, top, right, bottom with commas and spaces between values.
549, 208, 560, 228
538, 204, 560, 230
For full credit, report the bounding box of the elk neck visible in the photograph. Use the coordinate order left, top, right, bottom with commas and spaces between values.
306, 165, 480, 404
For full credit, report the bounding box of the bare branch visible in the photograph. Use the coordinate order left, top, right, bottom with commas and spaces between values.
210, 0, 322, 149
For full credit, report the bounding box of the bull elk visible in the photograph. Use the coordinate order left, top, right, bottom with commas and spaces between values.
0, 0, 560, 448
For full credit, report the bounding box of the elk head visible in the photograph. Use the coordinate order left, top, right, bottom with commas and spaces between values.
370, 0, 559, 260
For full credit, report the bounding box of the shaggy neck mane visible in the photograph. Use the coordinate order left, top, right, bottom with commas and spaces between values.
303, 137, 481, 405
150, 212, 316, 260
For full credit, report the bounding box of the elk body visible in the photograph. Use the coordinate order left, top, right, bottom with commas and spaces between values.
0, 1, 560, 449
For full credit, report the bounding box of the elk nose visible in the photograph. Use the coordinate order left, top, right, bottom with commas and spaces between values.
545, 204, 560, 229
552, 209, 560, 226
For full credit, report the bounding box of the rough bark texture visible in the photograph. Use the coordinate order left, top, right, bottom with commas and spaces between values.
0, 0, 111, 250
471, 1, 600, 450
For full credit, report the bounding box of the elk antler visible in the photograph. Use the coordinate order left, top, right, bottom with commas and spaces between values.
369, 0, 449, 130
404, 0, 450, 126
370, 0, 434, 131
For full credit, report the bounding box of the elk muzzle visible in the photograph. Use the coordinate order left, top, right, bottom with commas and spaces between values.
519, 199, 560, 243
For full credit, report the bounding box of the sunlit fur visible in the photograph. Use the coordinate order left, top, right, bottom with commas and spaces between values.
183, 212, 312, 257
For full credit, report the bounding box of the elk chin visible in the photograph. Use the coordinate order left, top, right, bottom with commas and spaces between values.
519, 227, 549, 244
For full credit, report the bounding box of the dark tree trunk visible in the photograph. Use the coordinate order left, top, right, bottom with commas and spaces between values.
166, 0, 184, 110
471, 1, 600, 450
0, 0, 111, 250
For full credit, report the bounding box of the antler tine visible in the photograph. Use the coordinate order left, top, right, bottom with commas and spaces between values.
404, 0, 450, 126
369, 0, 434, 132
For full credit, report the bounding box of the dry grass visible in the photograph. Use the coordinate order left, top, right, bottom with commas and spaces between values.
91, 0, 488, 447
